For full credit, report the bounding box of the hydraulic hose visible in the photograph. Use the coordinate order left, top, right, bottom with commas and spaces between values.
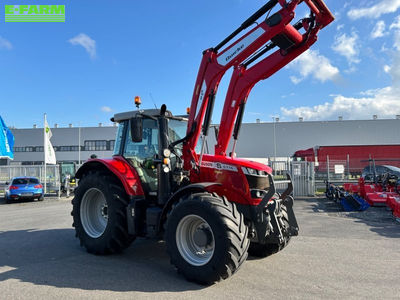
214, 0, 279, 52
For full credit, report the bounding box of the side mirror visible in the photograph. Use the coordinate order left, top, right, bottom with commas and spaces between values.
130, 116, 143, 143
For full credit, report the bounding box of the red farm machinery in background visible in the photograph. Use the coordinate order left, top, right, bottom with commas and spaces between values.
71, 0, 335, 284
326, 165, 400, 220
327, 176, 400, 219
294, 145, 400, 175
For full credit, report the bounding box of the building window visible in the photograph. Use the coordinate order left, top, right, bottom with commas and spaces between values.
109, 140, 115, 151
25, 147, 34, 152
96, 140, 107, 151
84, 140, 107, 151
55, 146, 80, 152
84, 141, 95, 151
36, 146, 44, 152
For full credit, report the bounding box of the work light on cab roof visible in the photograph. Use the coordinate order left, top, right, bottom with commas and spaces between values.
134, 96, 141, 108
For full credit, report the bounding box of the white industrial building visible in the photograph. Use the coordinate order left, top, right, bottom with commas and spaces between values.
3, 125, 117, 165
2, 118, 400, 166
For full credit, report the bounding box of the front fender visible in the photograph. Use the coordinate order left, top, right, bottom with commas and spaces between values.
158, 182, 221, 233
76, 156, 144, 197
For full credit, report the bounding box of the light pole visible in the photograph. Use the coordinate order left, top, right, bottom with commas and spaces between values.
272, 116, 277, 174
43, 113, 47, 194
78, 123, 81, 165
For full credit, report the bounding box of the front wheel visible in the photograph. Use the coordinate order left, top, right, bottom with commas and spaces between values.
71, 172, 135, 254
165, 192, 250, 284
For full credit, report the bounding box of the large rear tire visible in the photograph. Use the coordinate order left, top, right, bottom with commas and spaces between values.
71, 172, 135, 254
165, 192, 250, 284
248, 204, 291, 258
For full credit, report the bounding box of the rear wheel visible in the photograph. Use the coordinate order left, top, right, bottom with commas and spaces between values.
165, 192, 250, 284
71, 172, 135, 254
248, 204, 291, 258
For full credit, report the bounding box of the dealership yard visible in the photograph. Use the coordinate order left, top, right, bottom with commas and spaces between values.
0, 196, 399, 299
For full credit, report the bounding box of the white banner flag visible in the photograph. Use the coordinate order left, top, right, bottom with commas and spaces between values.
44, 115, 56, 165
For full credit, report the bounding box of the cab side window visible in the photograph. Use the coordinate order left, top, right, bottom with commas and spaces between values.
113, 121, 126, 155
124, 119, 159, 161
123, 118, 159, 193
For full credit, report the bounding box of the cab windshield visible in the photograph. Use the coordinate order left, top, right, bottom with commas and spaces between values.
168, 119, 202, 154
113, 117, 204, 160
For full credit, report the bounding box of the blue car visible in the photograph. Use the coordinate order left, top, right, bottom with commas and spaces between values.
4, 177, 44, 203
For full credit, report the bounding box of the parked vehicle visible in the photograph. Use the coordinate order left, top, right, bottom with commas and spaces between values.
71, 0, 334, 284
361, 165, 400, 180
4, 177, 44, 203
59, 162, 77, 195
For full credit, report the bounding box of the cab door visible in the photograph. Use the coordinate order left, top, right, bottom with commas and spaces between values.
123, 118, 159, 194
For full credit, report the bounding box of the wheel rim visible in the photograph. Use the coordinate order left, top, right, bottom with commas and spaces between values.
80, 188, 108, 238
176, 215, 215, 266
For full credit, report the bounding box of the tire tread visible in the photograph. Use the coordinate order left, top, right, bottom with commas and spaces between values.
71, 171, 135, 255
166, 192, 250, 284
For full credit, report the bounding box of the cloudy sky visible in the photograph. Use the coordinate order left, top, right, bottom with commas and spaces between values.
1, 0, 400, 128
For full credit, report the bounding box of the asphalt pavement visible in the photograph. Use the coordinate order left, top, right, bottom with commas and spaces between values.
0, 196, 399, 299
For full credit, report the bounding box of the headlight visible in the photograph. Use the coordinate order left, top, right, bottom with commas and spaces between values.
163, 148, 171, 158
241, 167, 267, 176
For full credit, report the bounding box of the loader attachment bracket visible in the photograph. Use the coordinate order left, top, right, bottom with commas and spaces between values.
251, 172, 299, 244
280, 173, 294, 200
256, 173, 276, 214
266, 199, 284, 244
280, 173, 299, 236
282, 195, 299, 236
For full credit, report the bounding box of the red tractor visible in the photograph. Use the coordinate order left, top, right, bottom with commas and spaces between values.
72, 0, 334, 284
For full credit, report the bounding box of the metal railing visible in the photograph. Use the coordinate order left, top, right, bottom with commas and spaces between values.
0, 165, 60, 195
271, 160, 315, 197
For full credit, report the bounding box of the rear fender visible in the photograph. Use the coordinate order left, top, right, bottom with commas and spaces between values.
75, 157, 144, 196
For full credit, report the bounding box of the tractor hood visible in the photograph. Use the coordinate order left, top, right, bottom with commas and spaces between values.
199, 154, 272, 174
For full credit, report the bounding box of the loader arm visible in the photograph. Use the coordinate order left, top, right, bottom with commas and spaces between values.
216, 2, 334, 156
183, 0, 334, 170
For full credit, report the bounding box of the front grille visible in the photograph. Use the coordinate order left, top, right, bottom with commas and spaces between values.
245, 174, 270, 190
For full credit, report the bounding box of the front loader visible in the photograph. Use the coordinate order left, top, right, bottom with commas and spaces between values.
71, 0, 334, 284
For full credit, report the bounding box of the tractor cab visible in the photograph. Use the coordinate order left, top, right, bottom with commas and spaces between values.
111, 107, 199, 201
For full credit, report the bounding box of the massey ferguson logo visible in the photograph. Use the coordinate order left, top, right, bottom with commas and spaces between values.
202, 161, 213, 168
217, 27, 265, 66
225, 44, 244, 62
201, 161, 238, 172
